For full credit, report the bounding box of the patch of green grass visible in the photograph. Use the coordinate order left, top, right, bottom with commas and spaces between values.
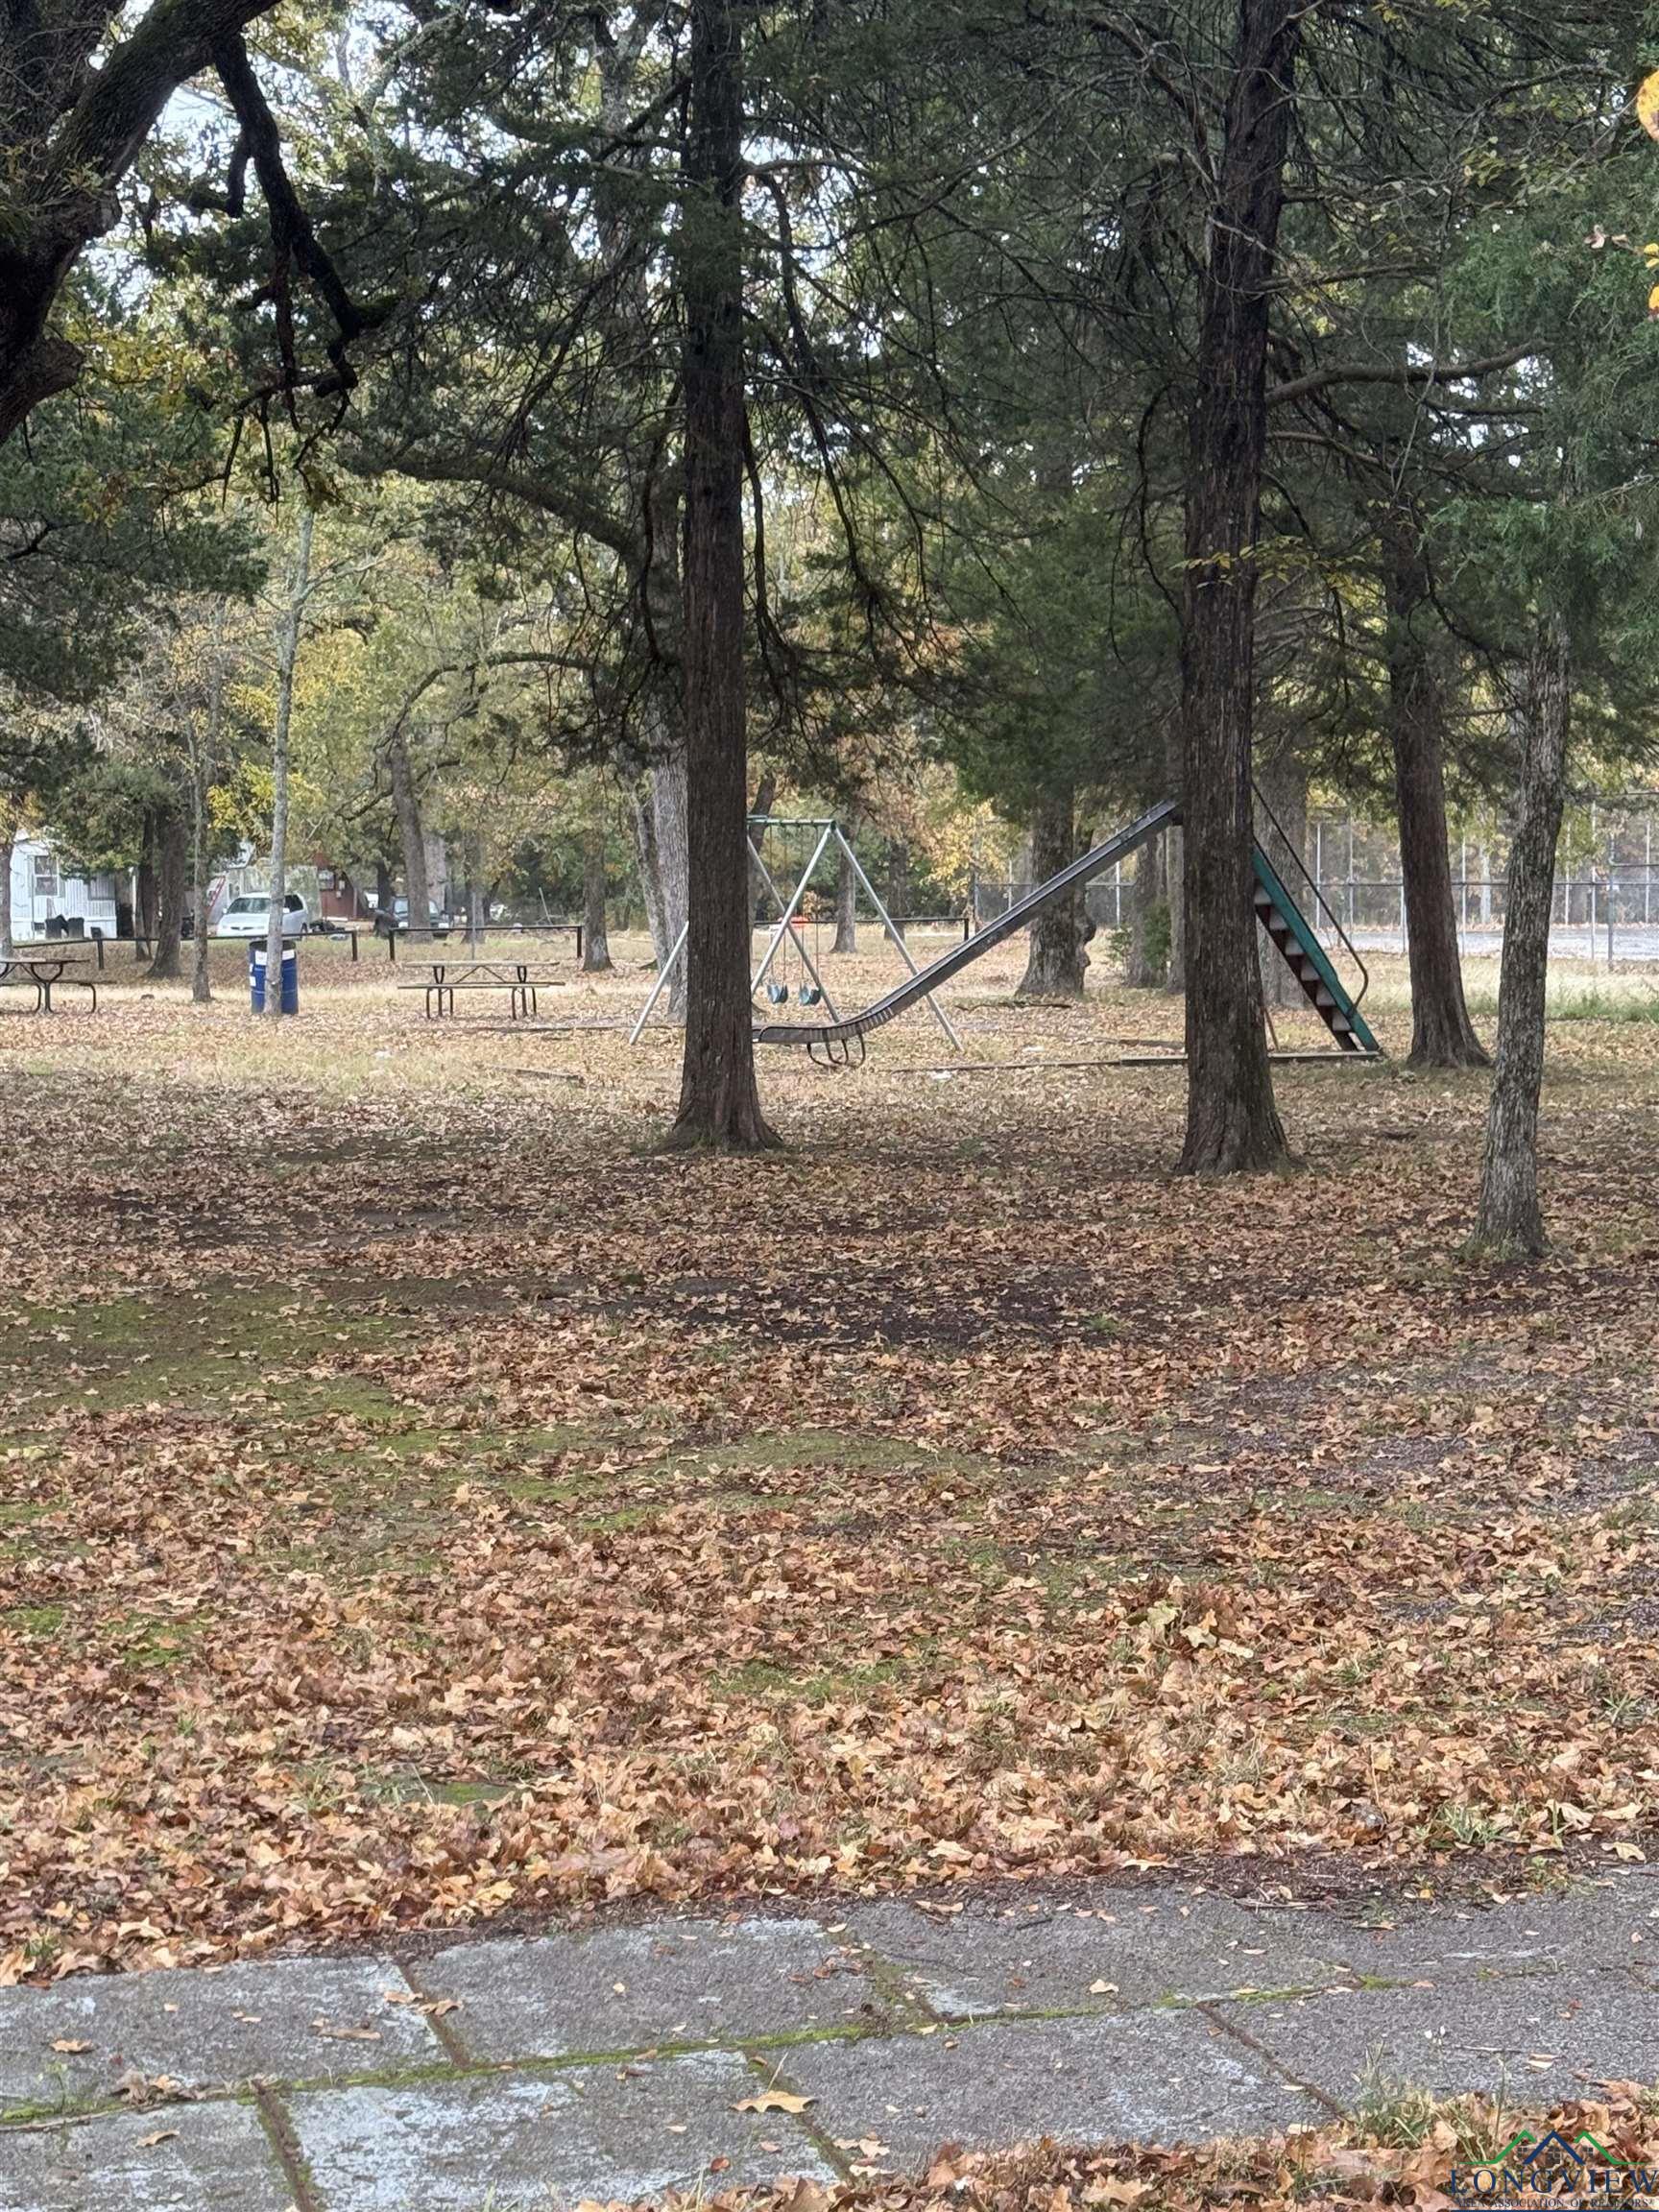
1546, 984, 1659, 1023
579, 1503, 661, 1533
1353, 2064, 1446, 2149
0, 1283, 404, 1419
111, 1610, 205, 1669
4, 1602, 65, 1638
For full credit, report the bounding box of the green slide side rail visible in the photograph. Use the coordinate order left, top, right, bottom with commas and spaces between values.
1252, 847, 1381, 1055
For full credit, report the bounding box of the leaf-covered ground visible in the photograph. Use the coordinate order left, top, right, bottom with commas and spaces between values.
601, 2090, 1659, 2211
2, 933, 1657, 1982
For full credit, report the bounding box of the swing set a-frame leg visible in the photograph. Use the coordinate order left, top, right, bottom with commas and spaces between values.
628, 920, 688, 1044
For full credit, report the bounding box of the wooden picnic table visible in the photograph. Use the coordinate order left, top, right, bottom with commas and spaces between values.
0, 950, 98, 1013
403, 957, 573, 1020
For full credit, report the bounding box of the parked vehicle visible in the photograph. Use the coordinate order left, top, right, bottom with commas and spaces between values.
373, 898, 452, 939
218, 892, 309, 939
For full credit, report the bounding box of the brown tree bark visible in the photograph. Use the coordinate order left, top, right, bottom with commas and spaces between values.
1381, 509, 1489, 1069
668, 0, 777, 1151
136, 831, 157, 947
1176, 0, 1298, 1175
191, 599, 228, 1004
264, 503, 311, 1014
145, 811, 188, 979
1017, 782, 1089, 998
1475, 616, 1571, 1256
387, 726, 432, 945
832, 831, 857, 953
1123, 833, 1167, 989
632, 733, 689, 1016
582, 824, 613, 972
0, 802, 16, 958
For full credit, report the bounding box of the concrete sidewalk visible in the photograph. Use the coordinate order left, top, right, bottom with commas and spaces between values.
3, 1870, 1656, 2210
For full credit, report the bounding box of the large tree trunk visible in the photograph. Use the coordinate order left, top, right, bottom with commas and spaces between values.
387, 726, 432, 946
145, 811, 187, 980
190, 607, 225, 1005
0, 802, 16, 957
463, 829, 485, 949
1475, 617, 1571, 1256
1017, 782, 1088, 998
136, 832, 157, 947
832, 830, 857, 953
668, 0, 777, 1151
1175, 0, 1298, 1175
1382, 509, 1489, 1069
264, 505, 312, 1017
582, 824, 613, 972
632, 733, 689, 1016
1123, 833, 1167, 989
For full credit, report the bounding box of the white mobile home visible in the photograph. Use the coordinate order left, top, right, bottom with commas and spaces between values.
8, 835, 119, 941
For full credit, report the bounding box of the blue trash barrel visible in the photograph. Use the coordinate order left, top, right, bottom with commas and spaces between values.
249, 942, 300, 1015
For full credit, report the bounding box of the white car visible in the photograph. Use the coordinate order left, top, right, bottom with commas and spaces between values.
218, 892, 309, 939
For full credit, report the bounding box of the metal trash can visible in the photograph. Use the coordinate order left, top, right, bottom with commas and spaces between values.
249, 942, 300, 1015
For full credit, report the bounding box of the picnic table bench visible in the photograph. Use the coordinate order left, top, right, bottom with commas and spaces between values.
401, 958, 573, 1020
0, 950, 98, 1013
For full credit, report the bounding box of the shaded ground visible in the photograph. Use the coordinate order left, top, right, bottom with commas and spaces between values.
2, 935, 1657, 1983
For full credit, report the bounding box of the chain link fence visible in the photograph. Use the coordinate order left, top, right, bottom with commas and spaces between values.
970, 795, 1659, 964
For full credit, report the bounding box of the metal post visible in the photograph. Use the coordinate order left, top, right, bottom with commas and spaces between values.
629, 920, 688, 1044
1647, 816, 1652, 929
835, 827, 963, 1051
1113, 860, 1122, 929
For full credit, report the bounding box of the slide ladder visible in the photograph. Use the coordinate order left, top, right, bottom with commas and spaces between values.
1252, 849, 1379, 1054
756, 794, 1380, 1062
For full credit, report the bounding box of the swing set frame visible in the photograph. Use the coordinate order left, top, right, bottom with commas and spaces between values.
628, 815, 963, 1049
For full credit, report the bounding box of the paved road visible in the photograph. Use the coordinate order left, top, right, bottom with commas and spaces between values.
2, 1871, 1656, 2209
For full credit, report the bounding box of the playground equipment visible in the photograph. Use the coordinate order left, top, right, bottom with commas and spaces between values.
755, 796, 1381, 1066
629, 817, 962, 1049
